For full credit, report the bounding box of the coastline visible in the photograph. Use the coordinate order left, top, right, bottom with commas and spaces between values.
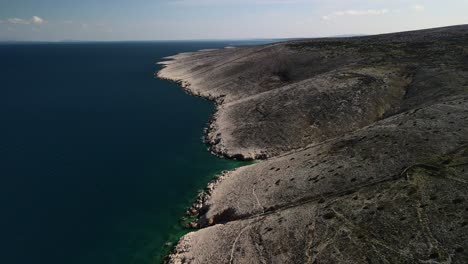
156, 26, 468, 264
155, 163, 248, 263
1, 42, 264, 264
157, 58, 259, 161
156, 56, 255, 262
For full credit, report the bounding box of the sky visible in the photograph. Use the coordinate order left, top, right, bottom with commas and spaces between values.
0, 0, 467, 41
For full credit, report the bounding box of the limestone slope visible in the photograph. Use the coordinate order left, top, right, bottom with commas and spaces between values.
158, 25, 468, 264
159, 25, 468, 159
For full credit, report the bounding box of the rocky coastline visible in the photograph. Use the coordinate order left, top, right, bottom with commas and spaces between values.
158, 25, 468, 264
179, 169, 246, 230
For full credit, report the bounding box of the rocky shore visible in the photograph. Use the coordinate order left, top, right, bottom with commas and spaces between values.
180, 168, 252, 229
158, 25, 468, 263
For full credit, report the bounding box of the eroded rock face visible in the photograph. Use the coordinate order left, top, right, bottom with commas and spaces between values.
158, 25, 468, 264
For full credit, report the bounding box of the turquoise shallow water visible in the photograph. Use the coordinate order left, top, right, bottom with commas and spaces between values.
0, 41, 266, 264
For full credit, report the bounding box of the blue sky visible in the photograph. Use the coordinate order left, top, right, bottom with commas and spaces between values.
0, 0, 467, 41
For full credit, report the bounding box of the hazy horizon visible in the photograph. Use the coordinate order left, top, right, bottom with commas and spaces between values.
1, 0, 468, 41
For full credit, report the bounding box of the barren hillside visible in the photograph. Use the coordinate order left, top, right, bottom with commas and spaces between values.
158, 25, 468, 264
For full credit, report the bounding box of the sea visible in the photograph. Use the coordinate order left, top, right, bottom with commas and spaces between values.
0, 40, 272, 264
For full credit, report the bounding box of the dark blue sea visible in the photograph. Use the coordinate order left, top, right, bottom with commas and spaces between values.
0, 41, 266, 264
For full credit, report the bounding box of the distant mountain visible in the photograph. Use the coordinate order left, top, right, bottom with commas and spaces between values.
330, 34, 368, 38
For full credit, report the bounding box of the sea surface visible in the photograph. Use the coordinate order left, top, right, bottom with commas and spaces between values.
0, 41, 268, 264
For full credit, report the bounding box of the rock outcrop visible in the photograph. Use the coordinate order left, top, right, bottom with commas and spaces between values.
158, 25, 468, 264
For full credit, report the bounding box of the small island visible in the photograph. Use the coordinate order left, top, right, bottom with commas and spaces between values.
158, 25, 468, 263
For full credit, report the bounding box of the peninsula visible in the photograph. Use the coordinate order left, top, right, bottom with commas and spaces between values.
158, 25, 468, 263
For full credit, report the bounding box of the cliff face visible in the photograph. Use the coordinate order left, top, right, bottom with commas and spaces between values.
158, 25, 468, 264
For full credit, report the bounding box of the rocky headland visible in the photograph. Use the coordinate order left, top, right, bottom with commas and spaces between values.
158, 25, 468, 263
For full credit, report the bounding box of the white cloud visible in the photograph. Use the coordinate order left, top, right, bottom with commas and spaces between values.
32, 16, 45, 24
322, 9, 389, 20
4, 16, 46, 25
412, 5, 425, 12
7, 18, 30, 24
